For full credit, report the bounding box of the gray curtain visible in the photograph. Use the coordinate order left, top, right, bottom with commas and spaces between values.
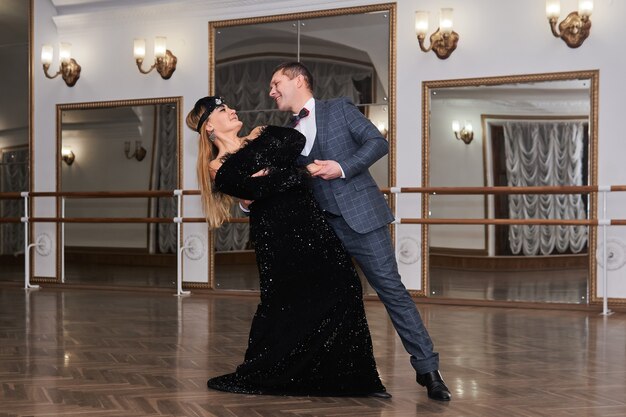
213, 58, 373, 251
503, 121, 588, 256
1, 148, 28, 255
216, 58, 373, 133
149, 104, 177, 254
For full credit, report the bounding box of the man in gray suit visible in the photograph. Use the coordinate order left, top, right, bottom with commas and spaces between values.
268, 62, 451, 401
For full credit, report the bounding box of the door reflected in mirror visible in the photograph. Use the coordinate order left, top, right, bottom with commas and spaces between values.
210, 4, 395, 291
422, 71, 598, 304
57, 98, 181, 287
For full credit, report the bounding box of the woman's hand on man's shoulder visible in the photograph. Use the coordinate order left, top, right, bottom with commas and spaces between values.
245, 125, 266, 140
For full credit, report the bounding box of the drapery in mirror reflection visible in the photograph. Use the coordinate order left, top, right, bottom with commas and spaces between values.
1, 147, 28, 255
216, 59, 375, 135
503, 120, 588, 256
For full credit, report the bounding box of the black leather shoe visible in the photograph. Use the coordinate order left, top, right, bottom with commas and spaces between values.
368, 391, 392, 399
416, 370, 451, 401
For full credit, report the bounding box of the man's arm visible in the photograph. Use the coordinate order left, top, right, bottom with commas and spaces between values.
333, 98, 389, 180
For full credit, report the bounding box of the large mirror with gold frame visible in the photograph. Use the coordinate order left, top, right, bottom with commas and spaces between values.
56, 97, 182, 287
208, 4, 396, 291
422, 70, 598, 304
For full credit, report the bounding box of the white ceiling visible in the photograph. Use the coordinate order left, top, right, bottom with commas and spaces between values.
50, 0, 176, 14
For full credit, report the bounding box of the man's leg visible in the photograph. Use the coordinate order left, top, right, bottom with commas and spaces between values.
327, 217, 438, 374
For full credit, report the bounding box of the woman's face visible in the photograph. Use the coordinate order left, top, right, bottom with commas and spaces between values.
206, 104, 242, 136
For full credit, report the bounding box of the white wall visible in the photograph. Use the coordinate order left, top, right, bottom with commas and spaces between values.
32, 0, 626, 299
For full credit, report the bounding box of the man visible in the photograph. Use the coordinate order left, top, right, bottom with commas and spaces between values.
268, 61, 451, 401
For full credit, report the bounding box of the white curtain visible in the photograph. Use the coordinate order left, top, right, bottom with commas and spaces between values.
503, 121, 588, 256
214, 58, 373, 251
1, 148, 28, 255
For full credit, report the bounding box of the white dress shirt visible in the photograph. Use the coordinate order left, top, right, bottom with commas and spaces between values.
293, 97, 317, 156
295, 98, 345, 178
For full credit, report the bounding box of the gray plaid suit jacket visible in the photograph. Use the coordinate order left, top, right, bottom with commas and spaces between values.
301, 97, 394, 234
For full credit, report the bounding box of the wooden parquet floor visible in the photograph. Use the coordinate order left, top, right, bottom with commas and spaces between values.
0, 287, 625, 417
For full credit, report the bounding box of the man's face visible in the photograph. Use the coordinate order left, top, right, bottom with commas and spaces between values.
269, 70, 300, 112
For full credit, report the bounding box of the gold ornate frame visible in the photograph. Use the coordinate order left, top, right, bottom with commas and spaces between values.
208, 3, 397, 290
51, 97, 183, 283
420, 70, 599, 303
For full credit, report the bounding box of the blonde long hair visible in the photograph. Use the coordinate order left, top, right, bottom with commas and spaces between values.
186, 98, 233, 229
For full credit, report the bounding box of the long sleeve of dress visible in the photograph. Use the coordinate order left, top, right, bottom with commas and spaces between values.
215, 126, 309, 201
217, 166, 308, 201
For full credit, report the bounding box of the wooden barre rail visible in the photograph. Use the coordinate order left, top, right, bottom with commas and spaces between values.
0, 217, 623, 226
0, 191, 203, 199
397, 185, 626, 195
2, 186, 626, 225
22, 217, 249, 224
2, 186, 626, 200
400, 218, 604, 226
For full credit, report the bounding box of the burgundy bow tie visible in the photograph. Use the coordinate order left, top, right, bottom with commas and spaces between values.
289, 108, 310, 127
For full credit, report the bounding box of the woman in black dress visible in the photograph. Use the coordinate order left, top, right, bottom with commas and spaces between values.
186, 96, 388, 397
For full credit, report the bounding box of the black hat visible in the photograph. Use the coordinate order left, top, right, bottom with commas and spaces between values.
194, 96, 225, 133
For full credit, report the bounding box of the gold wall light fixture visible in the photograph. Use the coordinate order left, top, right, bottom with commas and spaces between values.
415, 8, 459, 59
546, 0, 593, 48
41, 43, 81, 87
125, 141, 147, 161
452, 120, 473, 144
133, 37, 177, 79
61, 147, 75, 165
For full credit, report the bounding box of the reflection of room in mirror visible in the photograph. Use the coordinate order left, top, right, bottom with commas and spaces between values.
59, 99, 180, 287
424, 73, 596, 304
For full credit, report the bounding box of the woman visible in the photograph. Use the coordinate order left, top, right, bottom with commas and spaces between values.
186, 96, 388, 397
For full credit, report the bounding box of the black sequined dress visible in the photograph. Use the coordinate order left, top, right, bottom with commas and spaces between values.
211, 125, 386, 396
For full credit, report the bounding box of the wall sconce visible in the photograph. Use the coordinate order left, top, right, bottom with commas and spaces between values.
133, 37, 177, 79
452, 120, 473, 144
546, 0, 593, 48
415, 8, 459, 59
125, 141, 147, 161
61, 147, 75, 165
41, 43, 81, 87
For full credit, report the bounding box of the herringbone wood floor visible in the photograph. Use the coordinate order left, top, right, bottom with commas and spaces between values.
1, 287, 625, 416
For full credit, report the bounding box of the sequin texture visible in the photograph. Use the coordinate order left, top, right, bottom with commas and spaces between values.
211, 125, 385, 396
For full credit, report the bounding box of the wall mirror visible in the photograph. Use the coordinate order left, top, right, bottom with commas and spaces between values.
56, 97, 182, 287
209, 4, 396, 291
422, 70, 598, 304
0, 0, 29, 283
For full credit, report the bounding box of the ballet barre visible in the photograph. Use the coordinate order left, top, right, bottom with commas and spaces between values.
2, 185, 626, 313
385, 185, 626, 316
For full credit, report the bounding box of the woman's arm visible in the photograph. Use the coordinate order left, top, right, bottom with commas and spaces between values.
216, 166, 308, 201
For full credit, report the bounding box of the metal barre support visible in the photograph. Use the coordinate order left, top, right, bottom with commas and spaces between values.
600, 190, 613, 316
21, 193, 39, 290
174, 190, 190, 297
